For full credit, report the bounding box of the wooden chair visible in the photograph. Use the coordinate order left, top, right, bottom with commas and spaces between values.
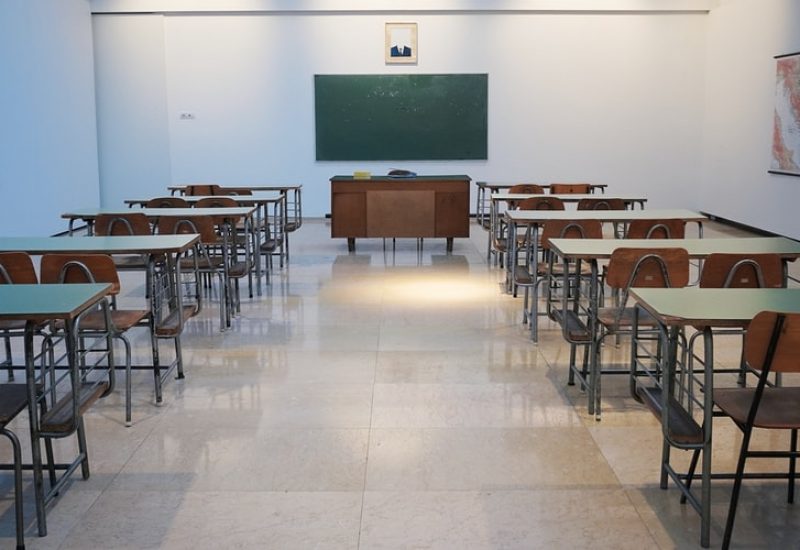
686, 253, 785, 387
713, 310, 800, 549
94, 213, 154, 271
145, 197, 189, 208
41, 254, 149, 427
577, 198, 626, 210
594, 248, 690, 414
517, 196, 565, 211
626, 219, 686, 239
537, 220, 604, 384
506, 184, 545, 210
194, 197, 252, 308
0, 252, 39, 381
549, 183, 592, 194
185, 184, 221, 196
0, 384, 31, 550
157, 215, 234, 329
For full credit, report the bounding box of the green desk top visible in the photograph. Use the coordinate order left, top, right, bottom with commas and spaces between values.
0, 235, 199, 255
549, 237, 800, 259
331, 175, 471, 182
124, 194, 283, 207
506, 208, 705, 223
0, 283, 110, 322
62, 207, 256, 220
630, 288, 800, 328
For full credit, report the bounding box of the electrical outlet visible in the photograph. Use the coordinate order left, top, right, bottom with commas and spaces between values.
179, 112, 196, 120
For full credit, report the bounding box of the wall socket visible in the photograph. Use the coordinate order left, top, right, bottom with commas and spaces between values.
179, 112, 196, 120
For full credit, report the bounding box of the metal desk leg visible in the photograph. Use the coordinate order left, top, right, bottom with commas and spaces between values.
24, 323, 47, 536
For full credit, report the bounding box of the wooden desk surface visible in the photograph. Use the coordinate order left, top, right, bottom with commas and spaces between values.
505, 208, 705, 224
548, 237, 800, 260
0, 235, 199, 255
630, 288, 800, 329
0, 283, 111, 322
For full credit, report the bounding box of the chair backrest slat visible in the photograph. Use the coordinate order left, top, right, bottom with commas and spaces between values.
700, 253, 784, 289
0, 252, 38, 284
626, 219, 686, 239
540, 219, 603, 250
549, 183, 591, 194
508, 184, 545, 195
40, 254, 121, 295
745, 311, 800, 374
517, 197, 566, 211
606, 248, 690, 290
146, 197, 189, 208
95, 213, 152, 236
576, 198, 626, 211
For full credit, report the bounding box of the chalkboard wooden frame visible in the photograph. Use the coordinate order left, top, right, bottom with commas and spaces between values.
314, 74, 488, 161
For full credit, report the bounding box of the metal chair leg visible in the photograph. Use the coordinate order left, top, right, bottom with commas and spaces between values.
0, 428, 25, 550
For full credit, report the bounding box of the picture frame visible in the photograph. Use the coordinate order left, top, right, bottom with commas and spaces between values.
385, 22, 417, 65
769, 51, 800, 177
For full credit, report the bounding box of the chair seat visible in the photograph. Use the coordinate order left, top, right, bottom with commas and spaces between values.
111, 254, 148, 270
285, 222, 300, 233
714, 387, 800, 429
597, 307, 658, 330
55, 310, 150, 332
0, 384, 29, 426
155, 305, 198, 337
228, 262, 249, 278
40, 381, 109, 434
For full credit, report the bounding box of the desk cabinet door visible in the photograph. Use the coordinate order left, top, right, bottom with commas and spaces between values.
435, 191, 470, 237
331, 192, 366, 237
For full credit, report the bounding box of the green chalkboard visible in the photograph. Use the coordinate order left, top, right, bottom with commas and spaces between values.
314, 74, 488, 161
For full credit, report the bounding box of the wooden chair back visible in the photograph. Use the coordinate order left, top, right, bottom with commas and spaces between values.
146, 197, 189, 208
540, 219, 603, 250
194, 197, 237, 208
508, 184, 545, 195
550, 183, 591, 194
626, 219, 686, 239
95, 213, 152, 236
577, 198, 626, 211
605, 248, 690, 290
517, 197, 565, 211
40, 254, 121, 295
220, 187, 253, 196
744, 311, 800, 374
157, 215, 219, 245
0, 252, 38, 284
700, 253, 784, 289
185, 184, 221, 196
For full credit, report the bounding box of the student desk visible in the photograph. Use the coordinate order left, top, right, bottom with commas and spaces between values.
487, 193, 648, 263
474, 181, 608, 229
0, 283, 111, 538
61, 207, 261, 297
628, 287, 800, 548
547, 237, 800, 419
504, 209, 707, 342
168, 184, 303, 241
125, 193, 289, 268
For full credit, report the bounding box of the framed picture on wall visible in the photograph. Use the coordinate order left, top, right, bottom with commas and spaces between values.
769, 51, 800, 177
385, 23, 417, 64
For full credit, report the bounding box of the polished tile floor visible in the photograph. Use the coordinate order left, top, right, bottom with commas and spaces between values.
0, 219, 798, 549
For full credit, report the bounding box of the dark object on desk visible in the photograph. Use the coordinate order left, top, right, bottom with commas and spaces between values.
388, 169, 416, 178
314, 74, 488, 161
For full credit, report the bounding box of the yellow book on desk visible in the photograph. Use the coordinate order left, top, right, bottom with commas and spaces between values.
353, 171, 371, 179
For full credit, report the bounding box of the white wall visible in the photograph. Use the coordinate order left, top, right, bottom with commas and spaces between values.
93, 10, 707, 216
0, 0, 100, 236
93, 15, 172, 207
700, 0, 800, 238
